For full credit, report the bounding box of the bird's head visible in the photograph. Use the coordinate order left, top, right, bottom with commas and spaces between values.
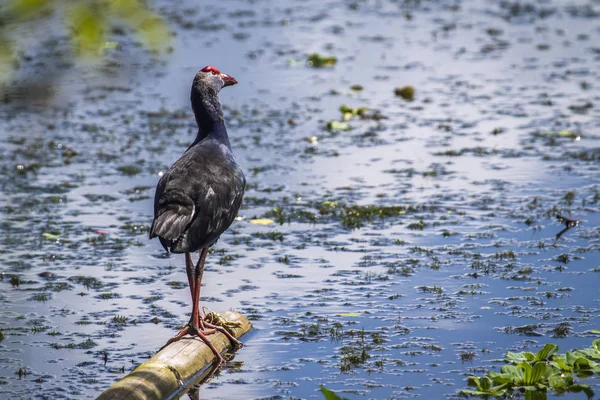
193, 66, 238, 93
191, 66, 237, 128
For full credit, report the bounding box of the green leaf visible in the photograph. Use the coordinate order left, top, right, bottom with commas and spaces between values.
552, 356, 572, 372
543, 130, 581, 140
519, 362, 532, 384
566, 351, 578, 366
523, 362, 546, 385
68, 3, 105, 58
340, 105, 353, 114
43, 232, 61, 240
458, 388, 507, 397
487, 371, 513, 385
500, 364, 521, 377
465, 377, 509, 396
536, 343, 559, 361
479, 376, 492, 391
394, 86, 415, 101
326, 121, 350, 131
467, 376, 481, 389
511, 364, 525, 382
573, 357, 593, 371
307, 53, 337, 68
574, 347, 600, 360
339, 105, 369, 121
548, 372, 573, 392
458, 389, 485, 396
506, 351, 526, 364
0, 36, 15, 84
320, 386, 346, 400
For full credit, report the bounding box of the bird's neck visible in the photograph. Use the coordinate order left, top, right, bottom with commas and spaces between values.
191, 92, 231, 148
193, 115, 231, 148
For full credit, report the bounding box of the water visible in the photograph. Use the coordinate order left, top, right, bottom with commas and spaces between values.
0, 0, 599, 399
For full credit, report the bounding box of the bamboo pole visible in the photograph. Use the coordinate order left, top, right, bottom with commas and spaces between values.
97, 311, 252, 400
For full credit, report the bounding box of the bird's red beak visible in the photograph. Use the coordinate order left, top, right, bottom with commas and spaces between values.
220, 73, 238, 87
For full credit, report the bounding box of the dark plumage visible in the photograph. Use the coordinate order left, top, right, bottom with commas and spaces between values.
150, 67, 245, 253
149, 66, 245, 365
150, 140, 245, 253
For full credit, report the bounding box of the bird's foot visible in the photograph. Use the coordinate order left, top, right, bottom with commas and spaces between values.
199, 317, 244, 350
162, 324, 226, 366
188, 323, 227, 366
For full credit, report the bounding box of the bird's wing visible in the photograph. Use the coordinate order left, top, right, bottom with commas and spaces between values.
149, 190, 195, 241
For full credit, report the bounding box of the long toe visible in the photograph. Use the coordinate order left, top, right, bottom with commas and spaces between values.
201, 320, 243, 349
160, 325, 192, 351
189, 325, 227, 365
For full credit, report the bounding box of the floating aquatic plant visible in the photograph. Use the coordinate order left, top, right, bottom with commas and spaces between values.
339, 105, 369, 121
459, 340, 600, 398
320, 385, 347, 400
326, 120, 351, 131
249, 218, 274, 225
394, 86, 415, 101
306, 53, 337, 67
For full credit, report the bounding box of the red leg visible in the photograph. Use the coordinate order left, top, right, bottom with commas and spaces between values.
163, 249, 226, 365
189, 248, 226, 364
186, 252, 195, 302
163, 248, 242, 366
163, 252, 196, 348
193, 249, 242, 348
189, 249, 205, 330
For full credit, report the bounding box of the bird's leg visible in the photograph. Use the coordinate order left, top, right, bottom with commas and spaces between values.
185, 252, 198, 327
189, 248, 207, 329
162, 253, 196, 347
193, 249, 243, 349
163, 249, 241, 365
187, 248, 226, 365
162, 251, 218, 353
186, 252, 195, 301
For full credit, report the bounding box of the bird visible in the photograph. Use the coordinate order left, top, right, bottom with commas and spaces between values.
149, 66, 246, 365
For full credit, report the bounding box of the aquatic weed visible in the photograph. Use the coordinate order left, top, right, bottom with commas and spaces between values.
460, 340, 599, 398
69, 275, 103, 290
551, 322, 571, 338
95, 292, 120, 300
394, 86, 415, 101
30, 292, 51, 302
460, 352, 476, 363
251, 231, 284, 241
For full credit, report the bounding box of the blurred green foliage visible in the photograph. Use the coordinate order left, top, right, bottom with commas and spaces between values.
0, 0, 170, 84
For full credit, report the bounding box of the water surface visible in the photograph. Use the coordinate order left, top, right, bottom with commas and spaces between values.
1, 0, 599, 399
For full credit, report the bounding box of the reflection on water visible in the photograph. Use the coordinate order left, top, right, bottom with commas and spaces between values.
1, 0, 599, 399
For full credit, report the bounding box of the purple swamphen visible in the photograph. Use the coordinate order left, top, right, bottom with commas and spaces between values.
150, 66, 246, 365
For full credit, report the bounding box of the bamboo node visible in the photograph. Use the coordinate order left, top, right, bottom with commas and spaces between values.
167, 365, 184, 387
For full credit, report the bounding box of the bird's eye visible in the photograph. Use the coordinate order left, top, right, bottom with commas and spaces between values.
212, 71, 217, 75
